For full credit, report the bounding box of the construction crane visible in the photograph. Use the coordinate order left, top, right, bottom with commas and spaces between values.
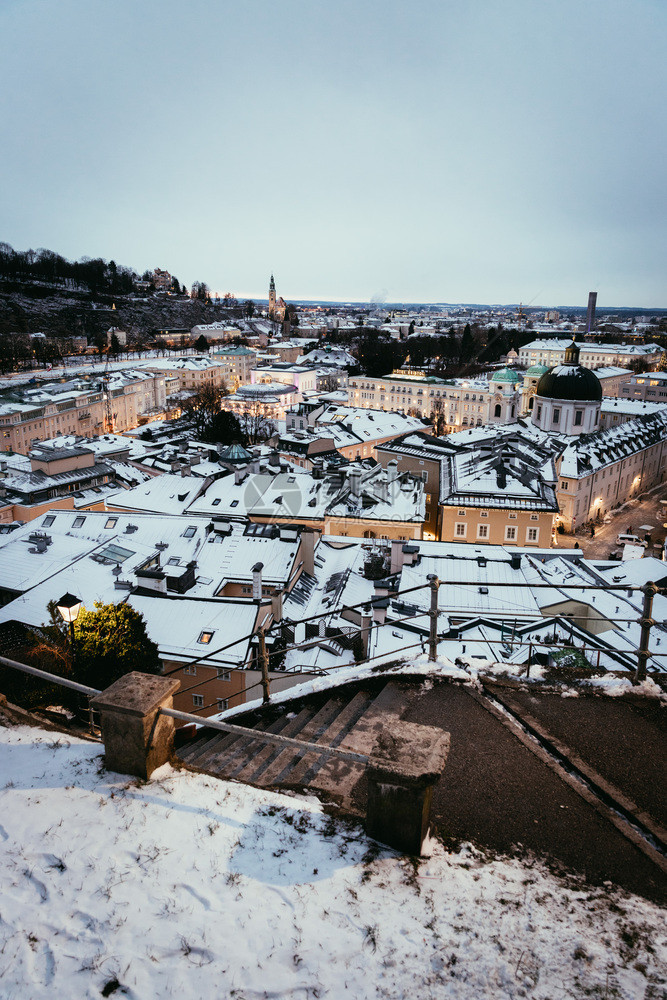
514, 291, 543, 330
101, 351, 114, 434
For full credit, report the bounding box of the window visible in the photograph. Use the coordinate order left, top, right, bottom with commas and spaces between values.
505, 526, 517, 541
536, 405, 542, 419
183, 526, 197, 538
72, 516, 86, 528
494, 404, 501, 418
477, 524, 489, 539
198, 631, 215, 644
455, 523, 467, 537
104, 517, 118, 529
217, 669, 230, 681
217, 698, 229, 712
458, 509, 466, 516
421, 471, 428, 483
526, 527, 539, 543
530, 514, 539, 521
574, 410, 583, 426
167, 556, 180, 566
212, 498, 221, 506
192, 694, 204, 708
183, 665, 197, 676
480, 511, 488, 518
552, 408, 560, 425
42, 515, 55, 527
560, 481, 569, 490
508, 512, 517, 519
230, 499, 239, 508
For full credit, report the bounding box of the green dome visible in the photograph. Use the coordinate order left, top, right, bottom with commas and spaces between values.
491, 368, 522, 384
525, 364, 550, 375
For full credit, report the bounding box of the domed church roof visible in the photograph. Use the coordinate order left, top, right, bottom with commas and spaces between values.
525, 364, 550, 375
491, 367, 522, 384
535, 340, 602, 403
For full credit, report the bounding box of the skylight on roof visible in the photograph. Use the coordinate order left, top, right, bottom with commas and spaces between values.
198, 631, 214, 645
182, 526, 197, 538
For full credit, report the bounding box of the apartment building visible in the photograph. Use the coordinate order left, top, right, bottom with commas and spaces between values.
619, 371, 667, 402
209, 345, 257, 390
0, 371, 167, 454
518, 339, 663, 370
348, 365, 522, 430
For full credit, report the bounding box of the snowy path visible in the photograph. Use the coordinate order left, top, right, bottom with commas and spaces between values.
0, 725, 664, 999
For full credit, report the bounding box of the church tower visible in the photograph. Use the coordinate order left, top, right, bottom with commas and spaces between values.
268, 274, 276, 319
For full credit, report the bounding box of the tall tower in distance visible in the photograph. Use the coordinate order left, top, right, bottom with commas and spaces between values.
585, 291, 597, 336
269, 274, 276, 319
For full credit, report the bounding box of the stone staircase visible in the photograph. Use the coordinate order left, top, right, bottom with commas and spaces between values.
177, 680, 420, 814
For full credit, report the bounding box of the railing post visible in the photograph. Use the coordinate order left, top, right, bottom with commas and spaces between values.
635, 582, 656, 683
257, 627, 271, 704
427, 574, 440, 662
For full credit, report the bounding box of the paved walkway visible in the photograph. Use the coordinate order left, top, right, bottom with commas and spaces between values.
402, 681, 666, 903
562, 484, 667, 560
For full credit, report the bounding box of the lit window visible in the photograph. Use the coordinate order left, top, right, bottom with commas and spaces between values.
192, 694, 204, 708
183, 665, 197, 675
198, 631, 214, 644
105, 517, 118, 529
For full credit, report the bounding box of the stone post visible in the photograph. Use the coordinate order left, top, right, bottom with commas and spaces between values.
91, 671, 181, 780
366, 723, 450, 855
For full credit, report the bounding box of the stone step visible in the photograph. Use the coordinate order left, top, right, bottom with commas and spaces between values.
178, 725, 246, 766
188, 717, 280, 772
259, 689, 374, 788
309, 681, 417, 806
226, 706, 316, 779
203, 712, 301, 775
238, 697, 346, 785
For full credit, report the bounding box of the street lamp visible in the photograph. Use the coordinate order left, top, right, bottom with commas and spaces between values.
56, 592, 82, 659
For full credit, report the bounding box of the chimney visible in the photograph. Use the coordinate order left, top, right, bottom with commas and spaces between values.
372, 599, 387, 625
234, 468, 246, 485
252, 562, 263, 600
271, 586, 283, 623
510, 553, 522, 570
390, 538, 404, 575
300, 527, 315, 575
376, 474, 389, 502
349, 466, 362, 497
360, 606, 372, 658
387, 460, 399, 485
269, 449, 280, 467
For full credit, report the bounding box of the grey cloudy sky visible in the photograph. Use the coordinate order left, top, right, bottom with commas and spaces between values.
1, 0, 665, 306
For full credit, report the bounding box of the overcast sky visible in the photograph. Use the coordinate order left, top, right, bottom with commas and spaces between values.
0, 0, 665, 306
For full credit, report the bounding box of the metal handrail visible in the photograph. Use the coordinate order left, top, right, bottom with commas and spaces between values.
0, 654, 100, 697
161, 706, 369, 764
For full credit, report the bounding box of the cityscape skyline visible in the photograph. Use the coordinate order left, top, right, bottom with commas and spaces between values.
1, 1, 665, 306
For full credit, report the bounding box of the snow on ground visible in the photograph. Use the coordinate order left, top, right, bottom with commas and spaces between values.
0, 725, 665, 1000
